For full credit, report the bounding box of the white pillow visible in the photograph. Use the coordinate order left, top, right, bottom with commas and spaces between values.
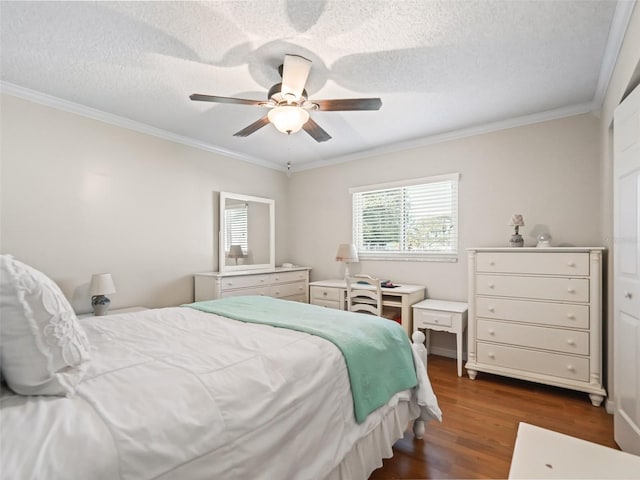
0, 255, 90, 396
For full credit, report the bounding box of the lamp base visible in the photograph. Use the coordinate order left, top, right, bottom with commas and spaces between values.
510, 233, 524, 247
92, 295, 111, 316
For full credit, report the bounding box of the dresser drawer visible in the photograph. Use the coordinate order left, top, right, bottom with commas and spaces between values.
311, 286, 341, 302
476, 252, 589, 276
220, 273, 272, 291
281, 294, 306, 303
477, 342, 589, 382
220, 286, 269, 297
273, 270, 308, 284
414, 309, 453, 328
270, 281, 306, 298
476, 297, 589, 329
476, 274, 589, 302
477, 319, 589, 355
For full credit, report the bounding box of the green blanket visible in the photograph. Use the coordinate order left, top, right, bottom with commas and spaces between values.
182, 296, 418, 423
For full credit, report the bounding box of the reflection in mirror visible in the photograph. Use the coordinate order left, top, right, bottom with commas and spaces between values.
219, 192, 275, 272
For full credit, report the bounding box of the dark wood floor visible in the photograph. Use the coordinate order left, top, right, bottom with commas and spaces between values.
370, 355, 616, 479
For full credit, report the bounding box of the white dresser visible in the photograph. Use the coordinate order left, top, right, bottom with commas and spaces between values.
466, 247, 606, 406
194, 267, 310, 303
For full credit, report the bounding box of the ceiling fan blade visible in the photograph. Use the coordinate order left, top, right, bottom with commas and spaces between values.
303, 117, 332, 143
314, 98, 382, 111
233, 115, 270, 137
281, 54, 312, 100
190, 94, 264, 107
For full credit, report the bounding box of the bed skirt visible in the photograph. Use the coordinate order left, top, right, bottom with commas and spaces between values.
326, 399, 416, 480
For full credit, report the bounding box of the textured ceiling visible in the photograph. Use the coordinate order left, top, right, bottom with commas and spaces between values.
0, 1, 631, 172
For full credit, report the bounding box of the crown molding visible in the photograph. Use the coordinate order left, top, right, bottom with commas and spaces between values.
592, 0, 636, 111
0, 82, 286, 172
294, 102, 595, 172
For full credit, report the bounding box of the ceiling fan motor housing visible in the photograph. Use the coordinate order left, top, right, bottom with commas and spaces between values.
268, 82, 308, 104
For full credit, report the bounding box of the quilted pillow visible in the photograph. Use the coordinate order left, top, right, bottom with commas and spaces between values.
0, 255, 91, 396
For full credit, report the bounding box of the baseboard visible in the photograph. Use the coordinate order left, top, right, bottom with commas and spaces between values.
428, 346, 461, 360
605, 398, 615, 415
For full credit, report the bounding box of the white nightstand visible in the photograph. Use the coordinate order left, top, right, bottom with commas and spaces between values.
77, 306, 147, 319
412, 299, 468, 376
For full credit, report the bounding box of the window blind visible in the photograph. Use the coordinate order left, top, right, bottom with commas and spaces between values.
352, 174, 458, 260
224, 204, 248, 253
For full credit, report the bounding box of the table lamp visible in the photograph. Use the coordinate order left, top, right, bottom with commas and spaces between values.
227, 245, 245, 265
336, 243, 359, 277
90, 273, 116, 316
509, 214, 525, 247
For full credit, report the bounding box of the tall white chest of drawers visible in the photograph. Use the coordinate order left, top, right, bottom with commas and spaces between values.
466, 247, 606, 406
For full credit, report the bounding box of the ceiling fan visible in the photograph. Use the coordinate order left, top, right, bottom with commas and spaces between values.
190, 54, 382, 143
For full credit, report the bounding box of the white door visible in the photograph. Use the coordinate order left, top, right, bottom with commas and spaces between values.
613, 82, 640, 455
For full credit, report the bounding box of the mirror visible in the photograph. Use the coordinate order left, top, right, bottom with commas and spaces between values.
219, 192, 275, 272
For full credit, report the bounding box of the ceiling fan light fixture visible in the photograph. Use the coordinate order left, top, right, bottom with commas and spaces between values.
267, 106, 309, 134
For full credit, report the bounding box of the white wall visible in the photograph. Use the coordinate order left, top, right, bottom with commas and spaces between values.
287, 113, 603, 355
0, 94, 288, 313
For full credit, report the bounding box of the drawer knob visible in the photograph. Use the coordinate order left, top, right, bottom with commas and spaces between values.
567, 313, 576, 320
567, 262, 576, 267
323, 292, 328, 297
488, 352, 495, 359
567, 288, 575, 294
434, 319, 439, 324
488, 283, 495, 289
488, 306, 495, 313
488, 329, 495, 336
624, 291, 633, 299
567, 339, 576, 346
227, 282, 233, 286
489, 261, 495, 266
567, 364, 575, 372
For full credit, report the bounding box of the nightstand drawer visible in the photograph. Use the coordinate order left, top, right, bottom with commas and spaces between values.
477, 319, 589, 355
476, 252, 589, 276
311, 286, 341, 302
476, 275, 589, 302
476, 297, 590, 329
477, 342, 589, 382
414, 309, 453, 328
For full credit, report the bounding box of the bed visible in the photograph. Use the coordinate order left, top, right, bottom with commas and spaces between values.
0, 255, 441, 480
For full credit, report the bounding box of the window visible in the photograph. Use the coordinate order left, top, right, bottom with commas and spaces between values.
223, 202, 248, 254
350, 173, 459, 262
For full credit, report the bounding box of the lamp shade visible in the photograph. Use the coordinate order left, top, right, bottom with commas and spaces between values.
335, 244, 359, 263
227, 245, 245, 258
509, 214, 525, 227
90, 273, 116, 296
267, 106, 310, 134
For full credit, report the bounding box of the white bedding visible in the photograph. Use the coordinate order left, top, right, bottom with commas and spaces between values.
1, 306, 440, 480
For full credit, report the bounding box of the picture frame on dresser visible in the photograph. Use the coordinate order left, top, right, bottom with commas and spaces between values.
465, 247, 606, 406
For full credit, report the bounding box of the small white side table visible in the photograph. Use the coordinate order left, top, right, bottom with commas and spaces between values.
412, 299, 468, 376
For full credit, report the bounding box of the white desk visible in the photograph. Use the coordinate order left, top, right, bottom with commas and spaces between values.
309, 279, 426, 335
509, 422, 640, 479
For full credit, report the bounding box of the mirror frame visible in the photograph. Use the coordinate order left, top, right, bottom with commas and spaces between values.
219, 191, 275, 273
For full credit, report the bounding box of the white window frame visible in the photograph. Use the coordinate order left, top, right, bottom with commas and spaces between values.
350, 173, 459, 262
